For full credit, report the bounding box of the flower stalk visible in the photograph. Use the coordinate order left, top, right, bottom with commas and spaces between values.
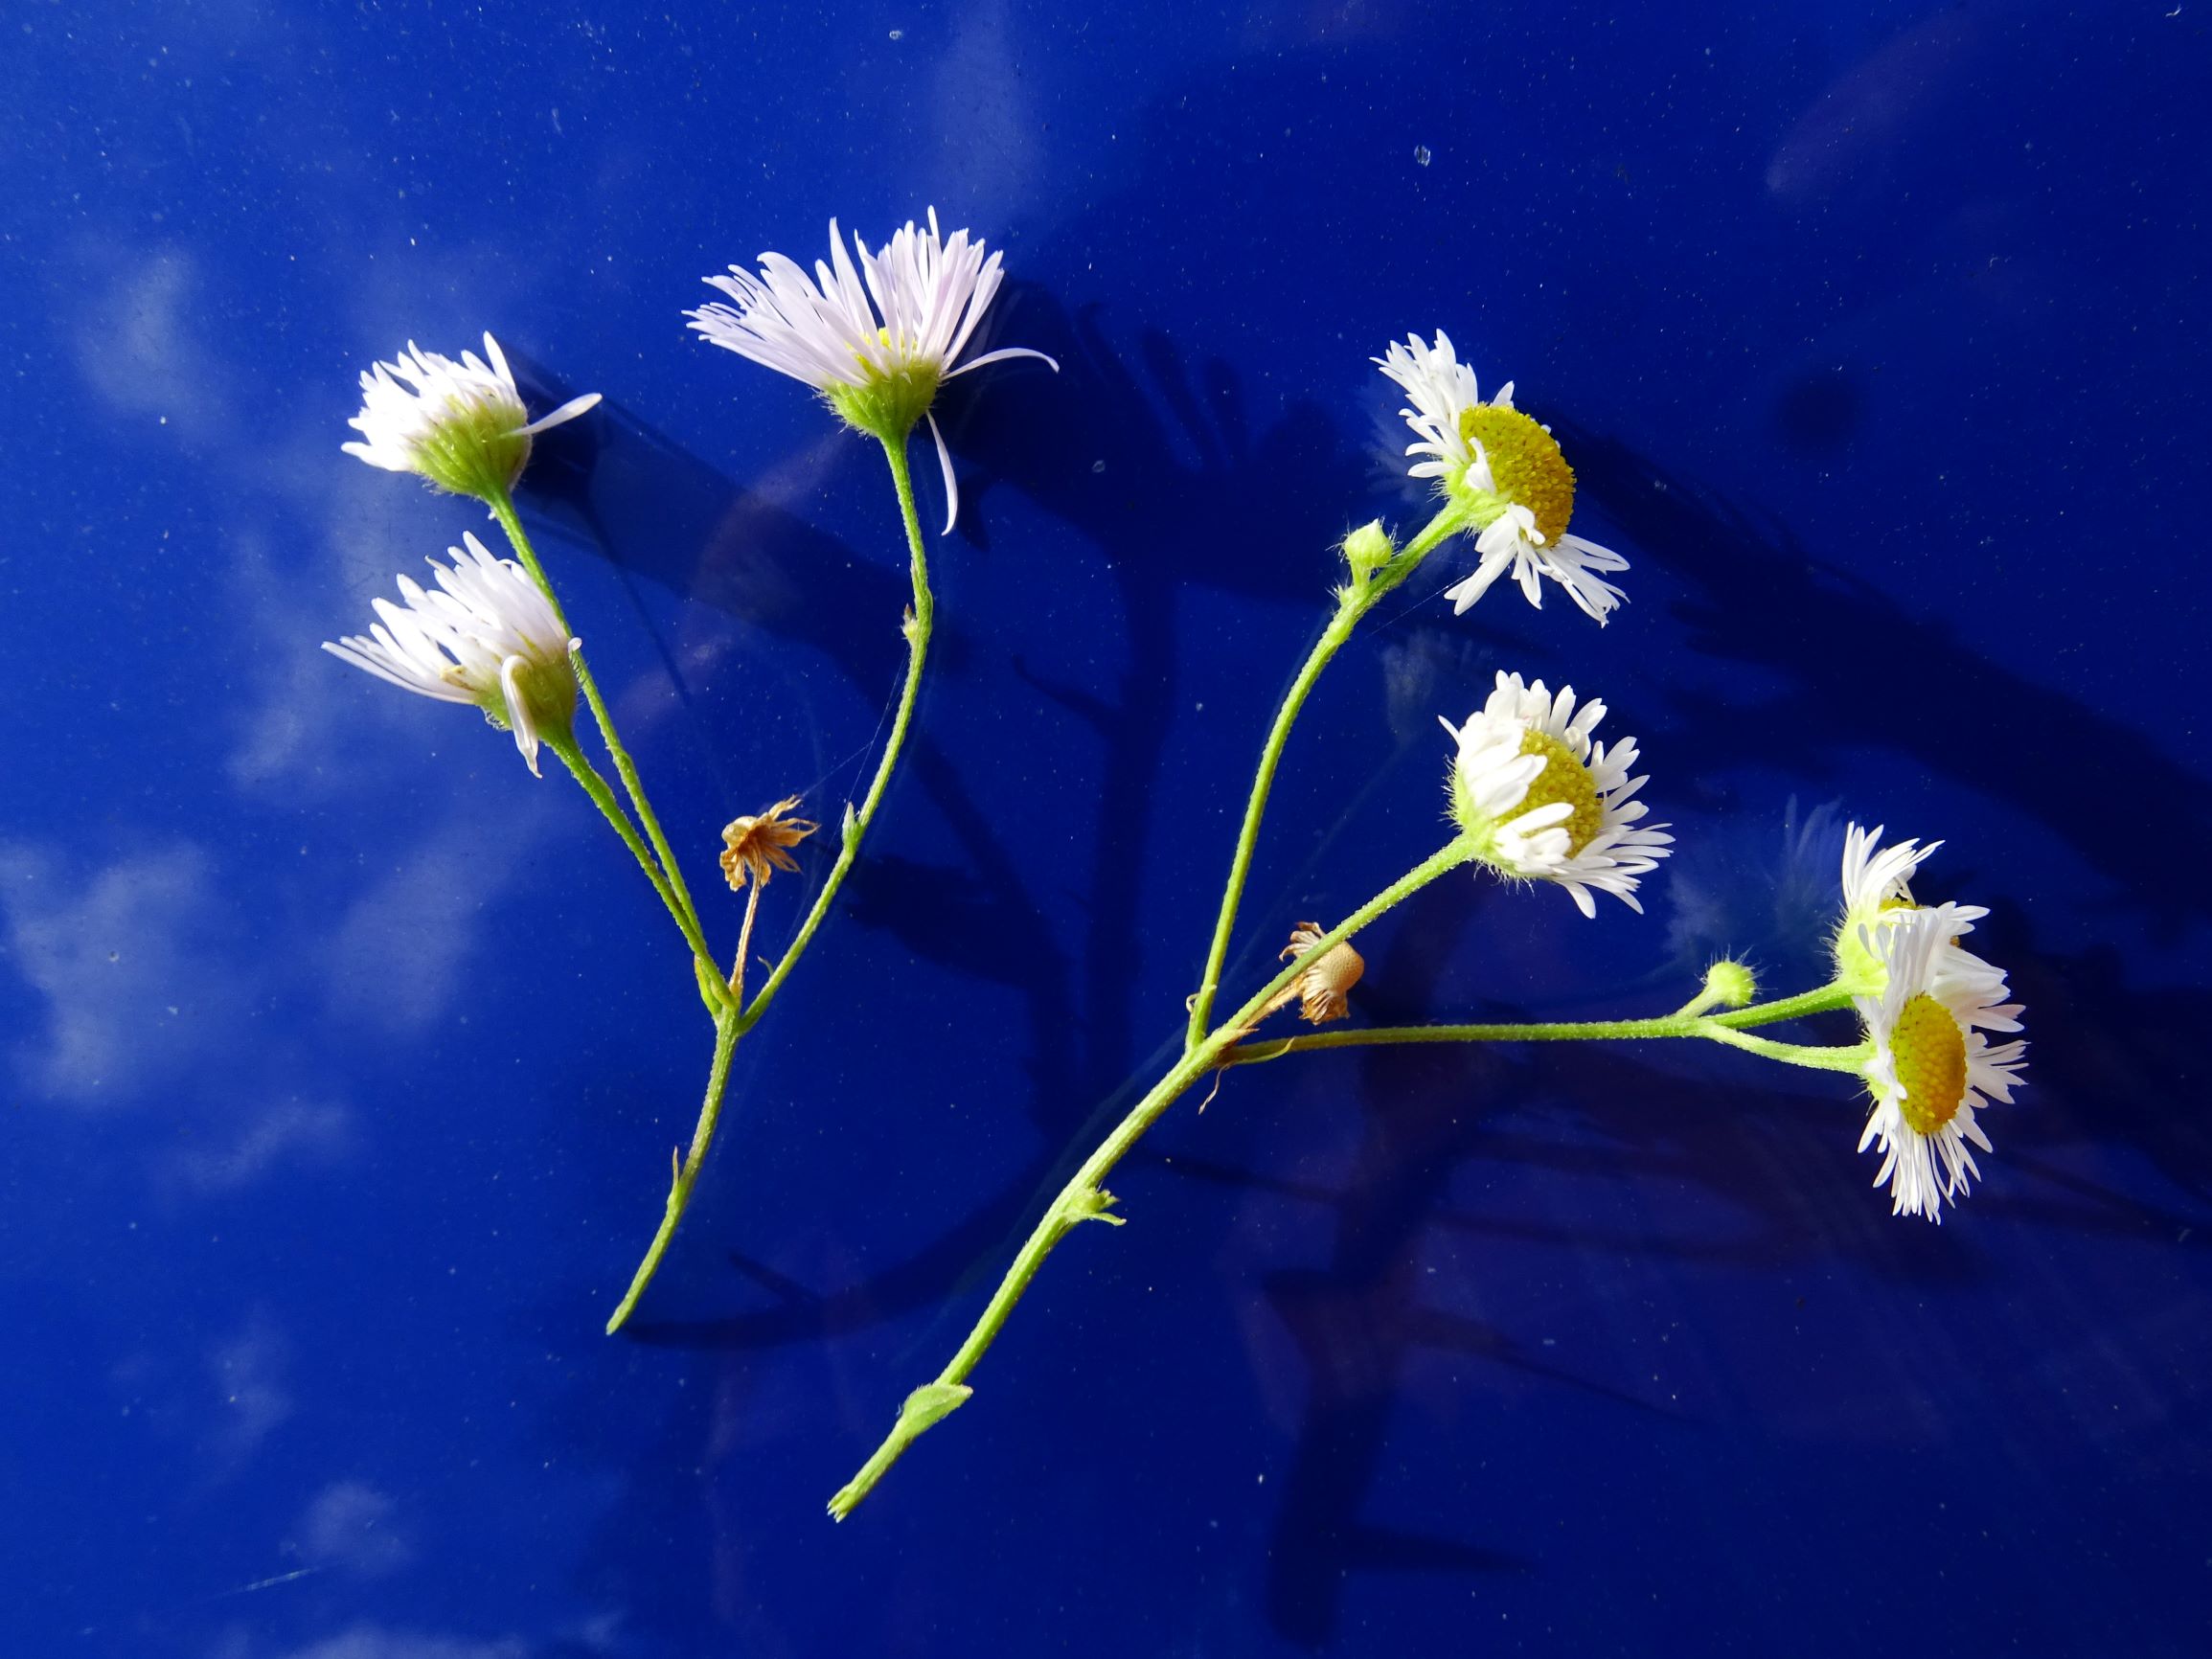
831, 957, 1868, 1516
1183, 505, 1465, 1047
482, 487, 718, 976
1219, 982, 1862, 1067
603, 430, 936, 1333
830, 831, 1483, 1519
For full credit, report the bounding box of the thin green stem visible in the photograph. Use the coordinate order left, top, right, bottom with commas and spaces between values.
1697, 1025, 1871, 1072
1221, 1012, 1869, 1073
600, 1007, 741, 1334
1709, 983, 1857, 1028
830, 834, 1477, 1520
1226, 1012, 1717, 1060
1220, 981, 1863, 1064
1183, 504, 1462, 1048
604, 429, 936, 1334
739, 432, 932, 1032
1184, 605, 1358, 1046
548, 738, 731, 1011
486, 486, 707, 942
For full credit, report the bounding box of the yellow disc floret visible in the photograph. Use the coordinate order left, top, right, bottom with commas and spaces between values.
1891, 992, 1969, 1135
1516, 728, 1604, 854
1460, 405, 1577, 545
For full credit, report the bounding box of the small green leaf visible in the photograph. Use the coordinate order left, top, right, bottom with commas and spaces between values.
897, 1381, 973, 1435
694, 955, 724, 1012
1068, 1186, 1126, 1228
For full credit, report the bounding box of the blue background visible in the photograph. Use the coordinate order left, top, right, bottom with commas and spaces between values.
5, 1, 2209, 1653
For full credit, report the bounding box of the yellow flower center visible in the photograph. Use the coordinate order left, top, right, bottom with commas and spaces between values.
1515, 728, 1604, 854
1460, 405, 1577, 545
1891, 992, 1969, 1136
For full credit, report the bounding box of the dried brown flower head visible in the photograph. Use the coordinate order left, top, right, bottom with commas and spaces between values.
719, 796, 817, 891
1222, 920, 1365, 1045
1273, 921, 1364, 1023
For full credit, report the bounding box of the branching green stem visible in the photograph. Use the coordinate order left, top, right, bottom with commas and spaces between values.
603, 431, 936, 1335
1184, 505, 1464, 1047
485, 487, 726, 996
1220, 982, 1863, 1066
829, 833, 1480, 1519
824, 482, 1880, 1516
546, 736, 727, 1008
1222, 1013, 1867, 1073
832, 937, 1869, 1516
1709, 984, 1858, 1028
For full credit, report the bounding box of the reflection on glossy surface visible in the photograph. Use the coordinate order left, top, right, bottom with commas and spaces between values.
3, 2, 2209, 1654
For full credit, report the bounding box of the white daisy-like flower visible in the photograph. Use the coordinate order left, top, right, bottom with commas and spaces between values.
1375, 330, 1629, 624
1839, 820, 1942, 922
1832, 822, 2004, 994
687, 209, 1059, 534
323, 532, 581, 777
1441, 671, 1673, 916
342, 333, 601, 501
1853, 903, 2027, 1222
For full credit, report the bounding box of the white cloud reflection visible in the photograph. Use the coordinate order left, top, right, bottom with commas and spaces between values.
74, 247, 237, 445
268, 1628, 526, 1659
204, 1311, 294, 1472
166, 1098, 354, 1196
0, 840, 243, 1102
298, 1480, 414, 1579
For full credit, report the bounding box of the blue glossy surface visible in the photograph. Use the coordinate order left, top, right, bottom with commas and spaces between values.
6, 2, 2210, 1653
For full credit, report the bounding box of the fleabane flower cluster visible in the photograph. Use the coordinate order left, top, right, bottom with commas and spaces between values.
1831, 824, 2027, 1220
343, 333, 601, 501
1376, 331, 1628, 624
1442, 672, 1672, 916
324, 533, 580, 777
688, 209, 1058, 534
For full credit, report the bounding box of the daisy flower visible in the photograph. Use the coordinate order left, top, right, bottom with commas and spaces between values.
687, 209, 1059, 533
1831, 822, 2007, 993
1853, 903, 2027, 1221
1442, 672, 1673, 916
323, 532, 580, 777
342, 333, 601, 501
1375, 330, 1628, 623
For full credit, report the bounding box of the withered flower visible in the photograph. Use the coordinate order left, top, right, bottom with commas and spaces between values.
1270, 921, 1364, 1024
719, 796, 818, 891
1203, 923, 1365, 1112
1222, 921, 1365, 1046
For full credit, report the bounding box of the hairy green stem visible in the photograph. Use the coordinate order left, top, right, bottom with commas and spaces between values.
547, 737, 728, 1008
1220, 981, 1862, 1065
1695, 1025, 1871, 1072
487, 487, 709, 947
604, 431, 936, 1335
1184, 505, 1463, 1047
830, 834, 1478, 1520
599, 1006, 743, 1334
1221, 1014, 1866, 1072
1709, 983, 1857, 1027
832, 944, 1868, 1515
736, 434, 933, 1034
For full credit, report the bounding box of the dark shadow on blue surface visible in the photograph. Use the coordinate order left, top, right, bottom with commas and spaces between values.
1555, 420, 2212, 940
946, 290, 1372, 1101
1158, 873, 2212, 1647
